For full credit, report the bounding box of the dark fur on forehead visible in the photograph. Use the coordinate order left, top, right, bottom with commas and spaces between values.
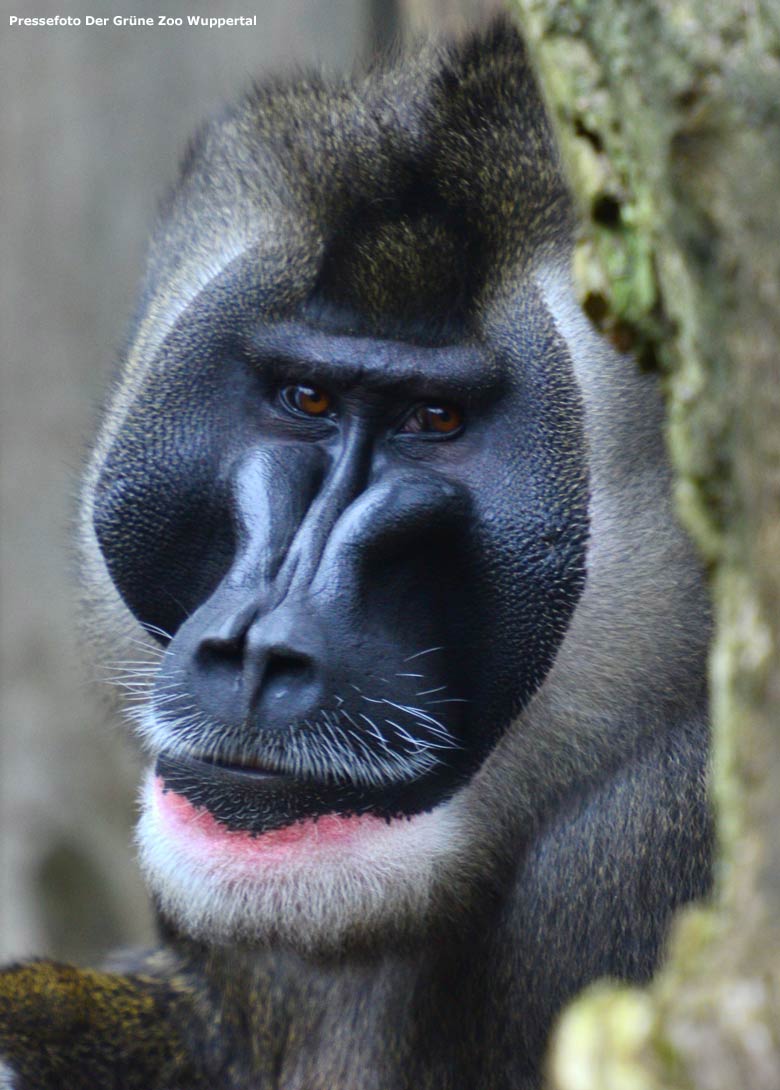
141, 18, 570, 338
316, 210, 468, 335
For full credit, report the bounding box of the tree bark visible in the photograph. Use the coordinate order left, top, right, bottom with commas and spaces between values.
512, 1, 780, 1086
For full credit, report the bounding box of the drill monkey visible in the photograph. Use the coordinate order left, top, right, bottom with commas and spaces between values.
0, 22, 711, 1090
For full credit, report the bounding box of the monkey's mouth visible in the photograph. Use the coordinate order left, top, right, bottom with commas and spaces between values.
154, 751, 458, 836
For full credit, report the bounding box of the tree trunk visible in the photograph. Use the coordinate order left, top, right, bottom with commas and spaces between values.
512, 1, 780, 1086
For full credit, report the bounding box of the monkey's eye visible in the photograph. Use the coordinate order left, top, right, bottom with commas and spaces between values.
279, 384, 333, 418
400, 404, 464, 437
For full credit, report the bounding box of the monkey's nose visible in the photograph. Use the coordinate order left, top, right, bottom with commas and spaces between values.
194, 605, 326, 729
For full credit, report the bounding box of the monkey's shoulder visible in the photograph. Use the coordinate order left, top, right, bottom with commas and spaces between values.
0, 959, 206, 1090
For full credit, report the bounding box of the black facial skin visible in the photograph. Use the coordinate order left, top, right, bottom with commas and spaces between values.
94, 284, 588, 834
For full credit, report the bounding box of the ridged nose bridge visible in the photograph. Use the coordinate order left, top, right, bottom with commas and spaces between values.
272, 424, 372, 600
309, 469, 470, 606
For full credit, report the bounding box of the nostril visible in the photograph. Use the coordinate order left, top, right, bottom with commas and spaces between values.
264, 648, 312, 676
259, 650, 314, 703
184, 629, 251, 723
195, 633, 244, 669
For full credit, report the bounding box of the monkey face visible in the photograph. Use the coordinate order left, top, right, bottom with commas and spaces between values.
82, 26, 597, 948
91, 281, 588, 947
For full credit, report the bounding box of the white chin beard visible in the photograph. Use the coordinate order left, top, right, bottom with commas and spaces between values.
135, 767, 473, 953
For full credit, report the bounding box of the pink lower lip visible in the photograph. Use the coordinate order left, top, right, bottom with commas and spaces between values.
154, 777, 389, 864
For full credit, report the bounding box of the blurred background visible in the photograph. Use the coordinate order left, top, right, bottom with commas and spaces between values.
1, 0, 502, 963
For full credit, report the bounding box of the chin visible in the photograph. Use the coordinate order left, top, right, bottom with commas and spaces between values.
135, 768, 474, 954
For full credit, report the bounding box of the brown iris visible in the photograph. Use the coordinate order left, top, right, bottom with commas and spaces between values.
402, 404, 463, 436
281, 384, 332, 417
